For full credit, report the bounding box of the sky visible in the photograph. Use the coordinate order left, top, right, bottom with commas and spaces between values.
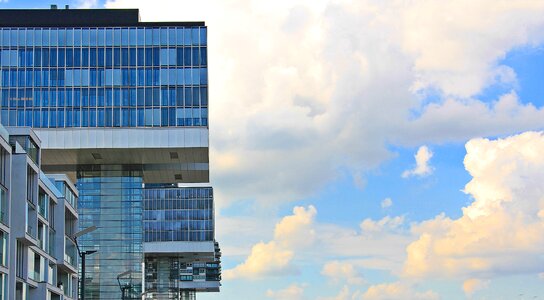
4, 0, 544, 299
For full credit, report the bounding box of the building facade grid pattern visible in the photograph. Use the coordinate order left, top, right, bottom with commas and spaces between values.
0, 27, 208, 128
143, 187, 214, 242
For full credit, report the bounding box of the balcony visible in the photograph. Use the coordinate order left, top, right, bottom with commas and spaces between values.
26, 225, 33, 237
0, 187, 7, 225
64, 236, 77, 267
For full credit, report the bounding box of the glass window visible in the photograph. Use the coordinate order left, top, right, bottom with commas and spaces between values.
66, 29, 73, 46
82, 28, 90, 46
200, 68, 207, 84
58, 48, 65, 67
74, 29, 81, 46
184, 69, 192, 86
90, 48, 97, 67
121, 48, 128, 66
90, 28, 97, 45
81, 49, 89, 67
113, 48, 120, 66
42, 29, 50, 46
97, 48, 105, 67
113, 69, 121, 86
129, 28, 137, 46
121, 29, 129, 45
113, 108, 120, 126
98, 28, 105, 46
153, 28, 160, 46
160, 48, 168, 66
66, 48, 73, 67
114, 28, 121, 46
129, 48, 136, 66
137, 48, 144, 66
58, 29, 66, 46
106, 28, 113, 46
106, 48, 112, 67
51, 30, 58, 46
192, 47, 200, 66
183, 28, 191, 46
168, 49, 176, 65
192, 28, 200, 45
73, 49, 81, 67
25, 29, 35, 46
145, 28, 153, 45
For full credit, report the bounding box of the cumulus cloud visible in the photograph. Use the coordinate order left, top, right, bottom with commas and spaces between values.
321, 261, 365, 285
403, 132, 544, 279
402, 146, 433, 178
381, 198, 393, 209
266, 283, 306, 300
362, 282, 440, 300
223, 206, 317, 279
104, 0, 544, 208
463, 278, 489, 296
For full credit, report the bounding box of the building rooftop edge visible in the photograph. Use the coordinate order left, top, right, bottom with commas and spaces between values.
0, 9, 205, 27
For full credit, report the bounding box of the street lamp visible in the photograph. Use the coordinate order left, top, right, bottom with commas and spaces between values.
117, 270, 134, 300
73, 226, 98, 300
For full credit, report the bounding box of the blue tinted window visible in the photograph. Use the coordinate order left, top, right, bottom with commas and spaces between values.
200, 27, 208, 46
183, 29, 191, 46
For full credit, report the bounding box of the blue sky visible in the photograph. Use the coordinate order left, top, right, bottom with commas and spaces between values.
5, 1, 544, 299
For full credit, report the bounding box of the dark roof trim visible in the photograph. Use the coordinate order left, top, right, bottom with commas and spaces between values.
0, 9, 204, 27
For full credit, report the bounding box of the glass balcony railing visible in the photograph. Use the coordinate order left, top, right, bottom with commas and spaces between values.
64, 236, 77, 267
48, 230, 56, 256
0, 188, 6, 225
26, 225, 33, 237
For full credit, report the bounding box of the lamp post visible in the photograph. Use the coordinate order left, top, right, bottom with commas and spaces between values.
117, 270, 133, 300
73, 225, 98, 300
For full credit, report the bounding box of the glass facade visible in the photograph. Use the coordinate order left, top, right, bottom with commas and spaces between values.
0, 27, 208, 128
0, 11, 219, 299
143, 187, 214, 242
145, 257, 220, 297
77, 166, 143, 300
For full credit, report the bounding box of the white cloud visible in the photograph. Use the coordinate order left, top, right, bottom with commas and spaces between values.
362, 282, 440, 300
402, 146, 433, 178
76, 0, 98, 8
223, 206, 317, 279
400, 1, 544, 97
266, 283, 306, 300
321, 261, 365, 285
381, 198, 393, 209
403, 132, 544, 279
360, 216, 404, 233
463, 278, 489, 296
104, 0, 544, 209
319, 216, 413, 273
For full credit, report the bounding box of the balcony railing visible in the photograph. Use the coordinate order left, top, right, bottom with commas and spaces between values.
64, 236, 77, 267
26, 225, 33, 237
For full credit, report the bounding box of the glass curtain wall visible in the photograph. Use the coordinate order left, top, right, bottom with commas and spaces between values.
0, 26, 208, 129
77, 165, 143, 300
143, 187, 214, 243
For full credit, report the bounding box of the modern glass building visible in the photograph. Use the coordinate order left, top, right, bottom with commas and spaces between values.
0, 7, 220, 300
